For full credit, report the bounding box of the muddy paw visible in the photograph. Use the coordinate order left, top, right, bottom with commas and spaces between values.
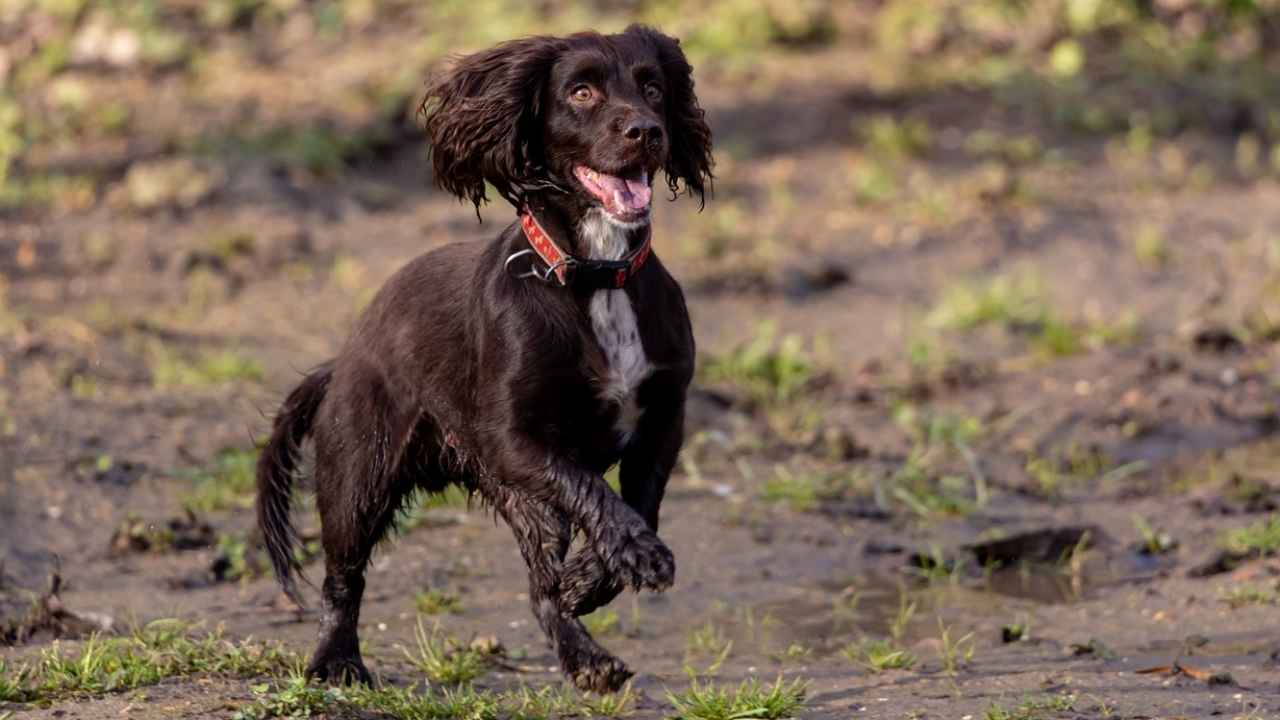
610, 525, 675, 593
568, 654, 633, 694
305, 652, 373, 685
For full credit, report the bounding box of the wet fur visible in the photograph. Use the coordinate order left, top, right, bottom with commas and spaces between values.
256, 25, 712, 692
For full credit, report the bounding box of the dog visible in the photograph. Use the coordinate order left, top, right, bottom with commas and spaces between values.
255, 25, 713, 693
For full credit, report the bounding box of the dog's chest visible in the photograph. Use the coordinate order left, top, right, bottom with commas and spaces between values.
582, 215, 652, 443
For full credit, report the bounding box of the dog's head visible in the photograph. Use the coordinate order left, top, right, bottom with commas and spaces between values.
422, 25, 714, 224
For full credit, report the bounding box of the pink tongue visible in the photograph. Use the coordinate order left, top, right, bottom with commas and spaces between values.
597, 172, 651, 212
621, 176, 652, 210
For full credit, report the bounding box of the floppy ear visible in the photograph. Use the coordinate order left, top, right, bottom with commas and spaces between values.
626, 25, 714, 207
421, 36, 565, 210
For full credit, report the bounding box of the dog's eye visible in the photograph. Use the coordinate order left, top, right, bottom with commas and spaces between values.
571, 85, 594, 103
644, 83, 663, 103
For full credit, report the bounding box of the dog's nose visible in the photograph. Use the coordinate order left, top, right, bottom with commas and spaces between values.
622, 118, 663, 146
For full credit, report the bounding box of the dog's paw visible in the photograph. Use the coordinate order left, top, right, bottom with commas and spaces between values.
305, 650, 373, 686
567, 653, 633, 694
609, 524, 675, 593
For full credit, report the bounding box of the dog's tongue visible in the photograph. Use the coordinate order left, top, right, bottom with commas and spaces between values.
598, 171, 651, 212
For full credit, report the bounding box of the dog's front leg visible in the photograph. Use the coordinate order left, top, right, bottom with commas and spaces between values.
562, 402, 685, 617
540, 458, 676, 595
491, 486, 633, 692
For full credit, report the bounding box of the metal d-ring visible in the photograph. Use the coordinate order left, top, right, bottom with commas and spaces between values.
504, 249, 542, 280
504, 249, 572, 284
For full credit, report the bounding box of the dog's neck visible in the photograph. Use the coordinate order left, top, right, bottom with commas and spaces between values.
524, 192, 648, 260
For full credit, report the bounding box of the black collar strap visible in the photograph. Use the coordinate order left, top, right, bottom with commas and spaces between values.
514, 205, 651, 290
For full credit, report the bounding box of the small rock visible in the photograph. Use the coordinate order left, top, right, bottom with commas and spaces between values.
470, 635, 505, 656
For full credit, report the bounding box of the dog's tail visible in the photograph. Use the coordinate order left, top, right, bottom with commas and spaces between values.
256, 363, 332, 606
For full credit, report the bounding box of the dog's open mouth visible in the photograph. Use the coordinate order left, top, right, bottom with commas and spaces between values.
573, 165, 652, 222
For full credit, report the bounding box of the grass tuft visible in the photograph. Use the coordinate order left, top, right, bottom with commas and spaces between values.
401, 618, 488, 685
666, 676, 807, 720
842, 638, 916, 673
581, 608, 620, 637
1219, 582, 1279, 609
700, 322, 814, 405
181, 447, 259, 514
1222, 516, 1280, 557
1, 620, 294, 704
927, 274, 1133, 359
414, 589, 462, 616
150, 344, 263, 389
234, 670, 504, 720
927, 275, 1044, 331
984, 693, 1076, 720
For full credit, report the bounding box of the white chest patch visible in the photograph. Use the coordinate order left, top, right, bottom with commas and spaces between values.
582, 211, 651, 443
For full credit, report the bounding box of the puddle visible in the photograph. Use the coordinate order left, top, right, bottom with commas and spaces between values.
983, 550, 1170, 604
731, 550, 1174, 656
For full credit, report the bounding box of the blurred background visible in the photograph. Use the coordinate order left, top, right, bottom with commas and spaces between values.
4, 2, 1280, 717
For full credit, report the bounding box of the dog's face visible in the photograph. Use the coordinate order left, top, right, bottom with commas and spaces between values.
422, 26, 713, 219
541, 33, 671, 225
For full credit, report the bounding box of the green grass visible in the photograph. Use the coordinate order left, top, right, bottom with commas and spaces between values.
758, 465, 871, 514
842, 638, 917, 673
150, 344, 263, 389
1132, 514, 1176, 555
581, 608, 620, 637
213, 533, 263, 582
683, 621, 733, 676
414, 589, 463, 616
400, 618, 488, 685
234, 671, 501, 720
501, 682, 636, 720
686, 622, 732, 659
1133, 224, 1169, 267
235, 672, 636, 720
1222, 516, 1280, 557
578, 683, 637, 718
758, 466, 819, 512
935, 618, 975, 675
233, 672, 334, 720
1219, 583, 1279, 609
640, 1, 833, 66
666, 677, 807, 720
0, 620, 295, 704
0, 662, 23, 702
907, 546, 964, 586
885, 407, 987, 519
984, 694, 1076, 720
926, 274, 1134, 359
1023, 444, 1116, 499
181, 447, 258, 514
700, 322, 814, 405
861, 114, 933, 161
394, 486, 474, 537
927, 275, 1044, 331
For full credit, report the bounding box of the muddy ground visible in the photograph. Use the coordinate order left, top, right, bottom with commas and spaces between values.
4, 3, 1280, 719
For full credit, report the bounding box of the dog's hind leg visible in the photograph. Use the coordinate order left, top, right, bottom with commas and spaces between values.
562, 402, 685, 617
306, 383, 421, 685
493, 488, 633, 693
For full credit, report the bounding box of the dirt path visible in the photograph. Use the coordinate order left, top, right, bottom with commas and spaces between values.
6, 3, 1280, 719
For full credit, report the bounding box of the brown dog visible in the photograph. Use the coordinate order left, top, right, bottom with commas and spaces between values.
255, 25, 712, 692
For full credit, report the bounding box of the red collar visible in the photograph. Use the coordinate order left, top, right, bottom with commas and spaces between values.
516, 206, 651, 289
